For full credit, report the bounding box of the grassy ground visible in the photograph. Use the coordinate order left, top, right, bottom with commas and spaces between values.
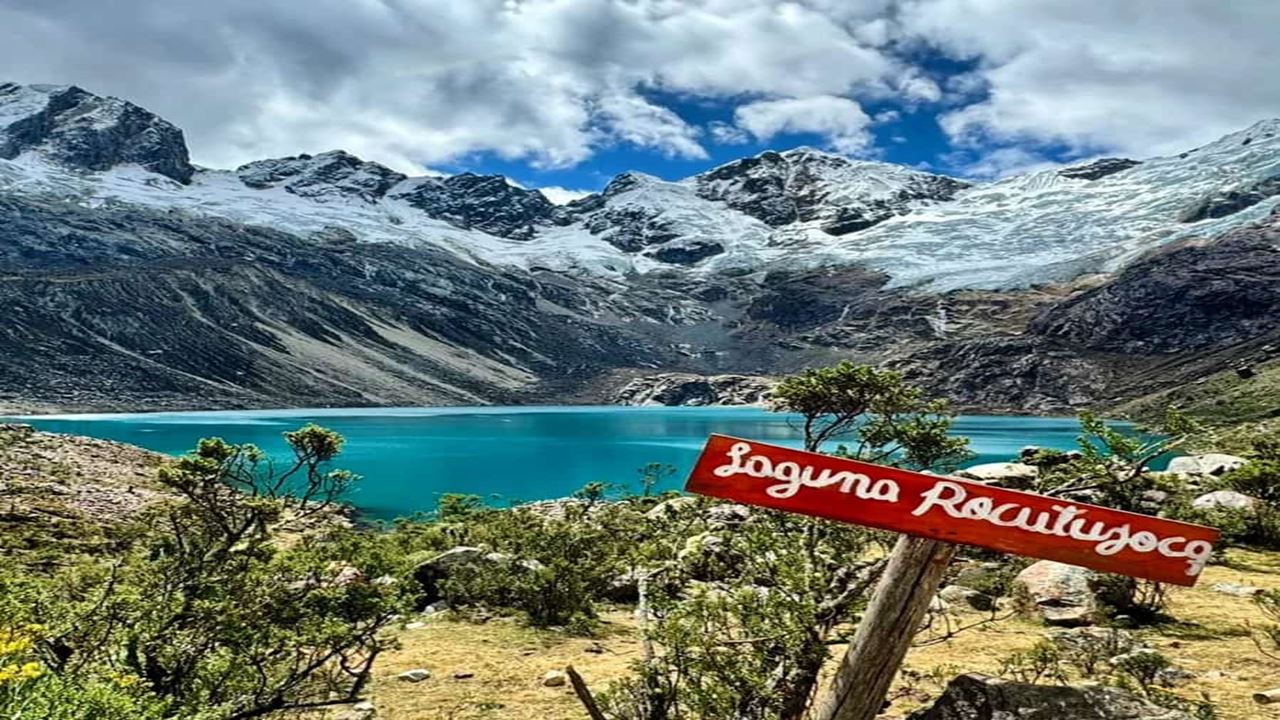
1115, 356, 1280, 428
367, 548, 1280, 720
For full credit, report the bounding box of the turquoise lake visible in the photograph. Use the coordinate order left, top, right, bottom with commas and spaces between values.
15, 407, 1099, 520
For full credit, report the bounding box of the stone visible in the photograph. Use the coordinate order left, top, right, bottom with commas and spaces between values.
334, 700, 378, 720
956, 463, 1039, 488
1211, 582, 1263, 597
412, 547, 492, 606
452, 671, 474, 680
1192, 490, 1260, 511
938, 585, 996, 612
615, 373, 774, 407
1167, 454, 1248, 478
644, 496, 698, 520
541, 670, 568, 687
422, 600, 451, 616
396, 669, 431, 683
1013, 561, 1098, 626
706, 503, 752, 526
907, 672, 1192, 719
1155, 667, 1197, 687
403, 621, 426, 630
603, 569, 643, 604
329, 563, 365, 587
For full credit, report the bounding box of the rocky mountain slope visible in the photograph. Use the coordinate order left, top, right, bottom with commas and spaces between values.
1, 81, 1278, 416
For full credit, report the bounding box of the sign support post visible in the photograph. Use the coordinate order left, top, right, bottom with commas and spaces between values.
683, 434, 1221, 720
810, 536, 954, 720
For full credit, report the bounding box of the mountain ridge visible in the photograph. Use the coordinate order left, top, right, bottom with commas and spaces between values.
2, 81, 1279, 419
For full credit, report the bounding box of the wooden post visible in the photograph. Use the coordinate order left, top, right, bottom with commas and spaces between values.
1254, 688, 1280, 705
566, 665, 608, 720
810, 535, 956, 720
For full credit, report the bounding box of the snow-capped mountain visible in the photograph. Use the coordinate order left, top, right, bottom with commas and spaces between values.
2, 81, 1278, 415
5, 82, 1277, 293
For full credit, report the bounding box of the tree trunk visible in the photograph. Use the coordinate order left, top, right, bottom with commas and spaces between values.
809, 536, 955, 720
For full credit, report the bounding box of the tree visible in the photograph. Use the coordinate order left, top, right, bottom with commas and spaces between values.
772, 361, 971, 469
601, 362, 972, 720
18, 426, 409, 720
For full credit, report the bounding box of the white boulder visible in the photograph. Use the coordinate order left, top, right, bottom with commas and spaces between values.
1166, 454, 1247, 477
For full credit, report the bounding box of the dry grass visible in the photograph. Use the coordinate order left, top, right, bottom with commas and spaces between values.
895, 548, 1280, 719
364, 548, 1280, 720
370, 611, 642, 720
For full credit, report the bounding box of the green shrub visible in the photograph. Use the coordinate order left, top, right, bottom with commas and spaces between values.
6, 426, 411, 720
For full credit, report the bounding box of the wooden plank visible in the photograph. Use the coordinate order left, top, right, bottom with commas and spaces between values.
685, 435, 1219, 586
810, 536, 955, 720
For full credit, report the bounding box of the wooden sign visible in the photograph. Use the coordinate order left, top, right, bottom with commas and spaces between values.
685, 435, 1219, 586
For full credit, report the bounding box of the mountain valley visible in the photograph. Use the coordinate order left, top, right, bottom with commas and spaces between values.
2, 81, 1278, 420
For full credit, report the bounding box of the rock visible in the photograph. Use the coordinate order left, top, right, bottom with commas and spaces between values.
1167, 454, 1248, 478
541, 670, 568, 687
396, 669, 431, 683
403, 621, 426, 630
690, 148, 968, 233
413, 546, 487, 606
1211, 582, 1263, 597
706, 503, 752, 527
645, 496, 698, 520
452, 671, 474, 680
603, 569, 644, 604
410, 548, 539, 607
329, 562, 365, 587
422, 600, 451, 616
0, 83, 194, 183
1155, 667, 1197, 687
907, 673, 1191, 719
1138, 490, 1170, 513
1013, 561, 1098, 626
1192, 490, 1259, 511
614, 373, 774, 407
334, 700, 377, 720
938, 585, 996, 612
1057, 158, 1142, 181
1180, 175, 1280, 223
389, 172, 570, 240
957, 463, 1038, 488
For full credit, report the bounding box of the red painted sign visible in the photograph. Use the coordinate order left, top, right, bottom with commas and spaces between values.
685, 435, 1219, 586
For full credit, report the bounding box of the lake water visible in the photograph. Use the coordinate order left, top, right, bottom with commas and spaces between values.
14, 406, 1100, 520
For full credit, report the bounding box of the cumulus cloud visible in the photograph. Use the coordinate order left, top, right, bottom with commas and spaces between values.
1, 0, 1274, 175
0, 0, 912, 170
899, 0, 1280, 157
732, 96, 874, 154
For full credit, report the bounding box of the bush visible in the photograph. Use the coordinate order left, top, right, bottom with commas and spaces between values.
600, 362, 971, 720
4, 426, 411, 720
1090, 575, 1170, 623
406, 492, 659, 631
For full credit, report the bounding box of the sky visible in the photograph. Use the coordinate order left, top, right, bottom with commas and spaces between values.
1, 0, 1277, 201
